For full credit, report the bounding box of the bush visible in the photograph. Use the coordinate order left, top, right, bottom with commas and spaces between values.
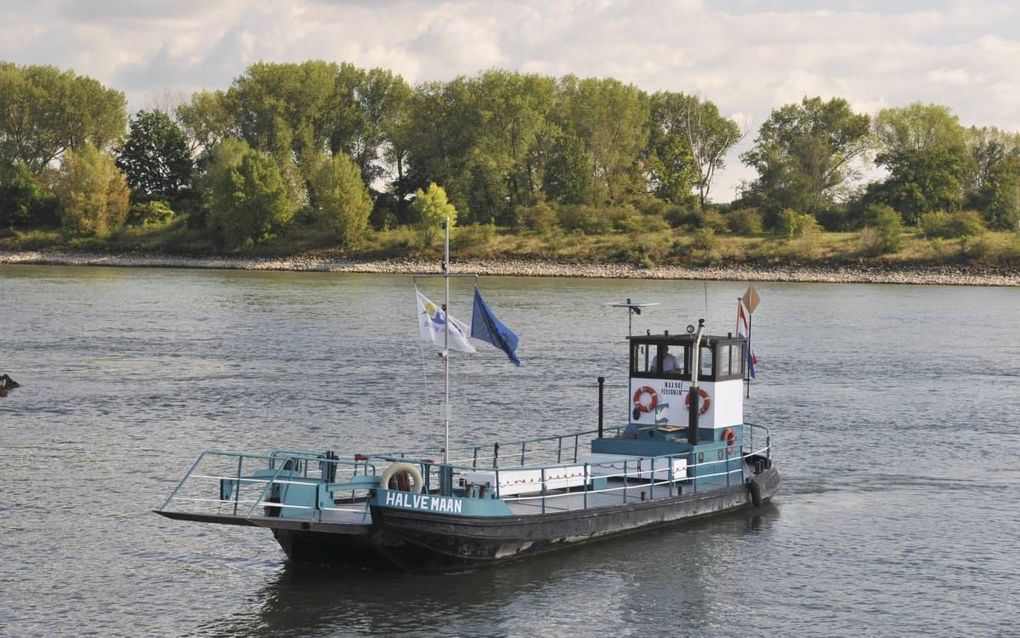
0, 163, 59, 229
698, 210, 729, 233
128, 200, 175, 227
692, 227, 718, 251
919, 211, 986, 239
816, 206, 849, 232
865, 204, 903, 254
664, 205, 698, 229
726, 208, 764, 235
514, 201, 559, 233
309, 153, 372, 246
413, 182, 458, 246
775, 208, 820, 239
451, 223, 496, 250
558, 205, 609, 234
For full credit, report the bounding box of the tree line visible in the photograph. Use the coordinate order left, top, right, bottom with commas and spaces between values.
1, 60, 1018, 251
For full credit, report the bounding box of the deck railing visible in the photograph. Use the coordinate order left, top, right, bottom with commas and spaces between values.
159, 424, 771, 519
157, 450, 378, 520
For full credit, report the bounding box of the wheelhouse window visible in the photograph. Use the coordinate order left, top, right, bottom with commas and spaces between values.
630, 341, 691, 379
699, 345, 714, 379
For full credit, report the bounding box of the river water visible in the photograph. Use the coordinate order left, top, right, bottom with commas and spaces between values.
1, 264, 1017, 637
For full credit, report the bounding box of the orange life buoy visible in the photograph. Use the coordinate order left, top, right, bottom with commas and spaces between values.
722, 427, 736, 452
632, 386, 658, 413
684, 387, 711, 414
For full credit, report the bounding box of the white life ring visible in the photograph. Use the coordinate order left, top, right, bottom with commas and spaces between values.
379, 462, 424, 493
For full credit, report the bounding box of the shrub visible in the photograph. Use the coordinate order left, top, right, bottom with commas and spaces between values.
412, 182, 457, 246
775, 208, 820, 239
309, 153, 372, 246
558, 205, 610, 234
128, 200, 175, 227
0, 163, 59, 228
816, 206, 849, 232
919, 211, 986, 239
865, 204, 903, 254
698, 210, 729, 233
726, 208, 764, 235
692, 227, 718, 252
451, 223, 496, 250
514, 201, 559, 233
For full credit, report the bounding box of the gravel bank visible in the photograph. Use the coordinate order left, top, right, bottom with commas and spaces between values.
2, 249, 1017, 286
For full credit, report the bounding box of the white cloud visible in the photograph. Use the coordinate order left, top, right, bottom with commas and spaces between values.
1, 0, 1018, 201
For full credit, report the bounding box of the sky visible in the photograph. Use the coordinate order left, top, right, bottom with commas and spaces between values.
1, 0, 1018, 201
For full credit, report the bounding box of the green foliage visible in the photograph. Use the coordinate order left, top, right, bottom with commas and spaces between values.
175, 90, 233, 161
514, 201, 560, 233
451, 223, 496, 251
918, 210, 985, 239
0, 62, 126, 173
55, 144, 130, 234
742, 97, 872, 216
117, 110, 193, 204
692, 227, 719, 251
309, 153, 372, 245
871, 104, 971, 222
412, 182, 457, 246
0, 163, 58, 228
203, 139, 295, 247
726, 208, 764, 235
698, 210, 729, 233
775, 208, 820, 239
128, 200, 175, 228
649, 92, 740, 210
863, 204, 903, 253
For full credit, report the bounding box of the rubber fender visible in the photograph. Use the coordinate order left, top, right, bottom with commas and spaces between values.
747, 476, 763, 508
379, 462, 424, 494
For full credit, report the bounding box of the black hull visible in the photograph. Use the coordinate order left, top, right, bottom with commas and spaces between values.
369, 468, 780, 572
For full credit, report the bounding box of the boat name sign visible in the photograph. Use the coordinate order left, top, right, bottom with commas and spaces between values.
384, 491, 464, 514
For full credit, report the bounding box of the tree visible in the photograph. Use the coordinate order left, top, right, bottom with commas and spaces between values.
554, 76, 649, 204
55, 144, 130, 234
871, 103, 971, 221
203, 139, 295, 247
309, 153, 372, 245
649, 92, 741, 210
413, 182, 457, 246
0, 162, 58, 228
0, 63, 126, 173
175, 90, 233, 161
116, 110, 192, 204
741, 97, 871, 217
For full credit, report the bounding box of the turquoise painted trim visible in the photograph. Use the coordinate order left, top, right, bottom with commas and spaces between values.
373, 489, 513, 517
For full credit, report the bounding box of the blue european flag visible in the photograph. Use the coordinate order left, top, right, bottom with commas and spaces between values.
471, 288, 521, 366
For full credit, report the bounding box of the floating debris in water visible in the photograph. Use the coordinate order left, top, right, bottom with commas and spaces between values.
0, 373, 19, 396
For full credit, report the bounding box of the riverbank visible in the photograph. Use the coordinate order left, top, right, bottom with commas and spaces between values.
3, 249, 1018, 286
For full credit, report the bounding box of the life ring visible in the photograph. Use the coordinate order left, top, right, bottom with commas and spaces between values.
632, 386, 659, 413
721, 427, 736, 452
378, 462, 423, 493
684, 387, 711, 414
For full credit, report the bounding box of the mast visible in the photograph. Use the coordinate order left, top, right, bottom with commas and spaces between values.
443, 217, 450, 464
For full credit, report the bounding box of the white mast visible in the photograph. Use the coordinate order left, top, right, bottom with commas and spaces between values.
443, 217, 450, 464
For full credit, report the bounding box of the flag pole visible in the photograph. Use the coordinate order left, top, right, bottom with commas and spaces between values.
443, 217, 450, 464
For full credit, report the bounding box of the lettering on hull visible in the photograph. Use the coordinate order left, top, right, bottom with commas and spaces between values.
384, 491, 464, 514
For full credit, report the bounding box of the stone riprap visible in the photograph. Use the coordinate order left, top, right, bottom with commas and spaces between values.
2, 250, 1017, 286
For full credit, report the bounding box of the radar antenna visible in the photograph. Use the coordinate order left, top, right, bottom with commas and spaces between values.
602, 298, 659, 337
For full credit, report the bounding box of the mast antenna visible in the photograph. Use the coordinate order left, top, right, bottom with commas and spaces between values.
603, 298, 659, 337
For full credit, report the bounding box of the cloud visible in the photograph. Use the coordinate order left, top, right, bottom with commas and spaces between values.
1, 0, 1018, 200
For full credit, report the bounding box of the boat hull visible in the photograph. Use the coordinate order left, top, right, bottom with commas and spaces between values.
368, 467, 780, 572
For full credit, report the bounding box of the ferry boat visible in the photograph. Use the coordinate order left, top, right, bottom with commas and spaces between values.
155, 225, 778, 572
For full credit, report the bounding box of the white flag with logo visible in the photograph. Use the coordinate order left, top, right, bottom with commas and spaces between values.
416, 288, 476, 353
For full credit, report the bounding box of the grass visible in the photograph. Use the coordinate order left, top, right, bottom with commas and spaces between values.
3, 219, 1019, 269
